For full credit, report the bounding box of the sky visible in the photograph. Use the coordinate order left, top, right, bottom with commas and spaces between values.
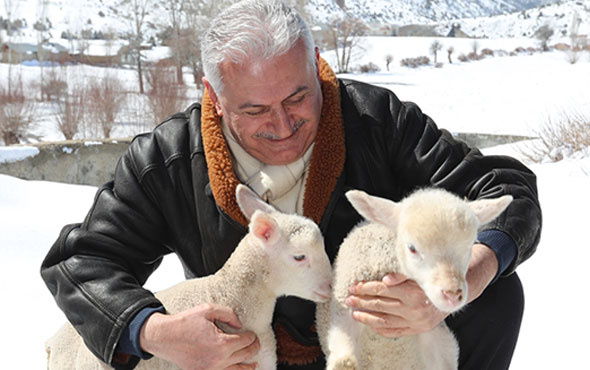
1, 36, 590, 368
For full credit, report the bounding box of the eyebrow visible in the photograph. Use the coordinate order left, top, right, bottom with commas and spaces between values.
238, 86, 309, 110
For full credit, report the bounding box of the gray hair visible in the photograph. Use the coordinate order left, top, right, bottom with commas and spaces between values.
201, 0, 316, 93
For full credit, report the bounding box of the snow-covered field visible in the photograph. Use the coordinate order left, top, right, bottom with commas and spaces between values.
1, 35, 589, 368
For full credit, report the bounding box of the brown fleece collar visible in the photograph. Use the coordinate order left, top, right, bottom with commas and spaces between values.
200, 58, 344, 365
200, 58, 345, 227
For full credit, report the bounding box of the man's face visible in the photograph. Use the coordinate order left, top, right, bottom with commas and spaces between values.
206, 40, 323, 165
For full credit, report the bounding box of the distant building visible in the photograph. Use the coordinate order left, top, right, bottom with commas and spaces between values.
0, 42, 68, 64
447, 24, 470, 38
392, 25, 441, 37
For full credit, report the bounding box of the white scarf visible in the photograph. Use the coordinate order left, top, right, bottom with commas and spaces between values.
222, 120, 313, 214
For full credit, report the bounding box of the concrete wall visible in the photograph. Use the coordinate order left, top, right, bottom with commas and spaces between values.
0, 133, 532, 186
0, 139, 131, 186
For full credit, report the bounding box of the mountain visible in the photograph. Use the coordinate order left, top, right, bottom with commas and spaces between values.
0, 0, 586, 43
434, 0, 590, 38
308, 0, 563, 24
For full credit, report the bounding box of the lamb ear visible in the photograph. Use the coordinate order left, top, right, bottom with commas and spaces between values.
346, 190, 400, 228
249, 210, 280, 246
469, 195, 513, 225
236, 184, 276, 220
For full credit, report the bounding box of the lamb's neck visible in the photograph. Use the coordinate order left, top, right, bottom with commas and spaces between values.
214, 237, 277, 328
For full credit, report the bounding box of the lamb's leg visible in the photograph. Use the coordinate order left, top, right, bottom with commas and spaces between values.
46, 324, 80, 370
325, 300, 361, 370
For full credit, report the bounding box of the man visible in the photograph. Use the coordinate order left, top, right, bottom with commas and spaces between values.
41, 1, 541, 369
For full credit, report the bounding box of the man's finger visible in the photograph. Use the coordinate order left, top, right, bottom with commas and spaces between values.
345, 294, 402, 314
205, 304, 243, 329
226, 334, 260, 365
351, 309, 406, 329
349, 280, 392, 296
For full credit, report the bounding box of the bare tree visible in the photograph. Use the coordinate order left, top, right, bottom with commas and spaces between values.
0, 71, 36, 145
535, 24, 554, 52
161, 0, 185, 85
4, 0, 19, 95
328, 13, 367, 73
180, 0, 234, 89
55, 74, 87, 140
35, 0, 51, 101
112, 0, 157, 94
566, 11, 584, 64
87, 75, 125, 139
447, 46, 454, 64
429, 40, 443, 64
472, 40, 480, 54
385, 54, 393, 71
146, 61, 188, 125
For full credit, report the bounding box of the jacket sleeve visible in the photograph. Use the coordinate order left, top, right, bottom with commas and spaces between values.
40, 139, 173, 368
389, 97, 542, 275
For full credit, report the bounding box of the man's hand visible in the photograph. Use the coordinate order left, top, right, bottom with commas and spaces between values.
345, 243, 498, 338
139, 303, 260, 370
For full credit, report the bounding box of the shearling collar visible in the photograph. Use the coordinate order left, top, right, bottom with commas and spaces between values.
200, 58, 345, 227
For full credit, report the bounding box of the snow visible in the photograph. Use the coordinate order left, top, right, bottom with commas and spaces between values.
0, 145, 40, 163
3, 147, 589, 369
1, 30, 590, 370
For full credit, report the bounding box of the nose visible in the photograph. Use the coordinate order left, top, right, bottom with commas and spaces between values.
442, 288, 464, 305
271, 106, 294, 138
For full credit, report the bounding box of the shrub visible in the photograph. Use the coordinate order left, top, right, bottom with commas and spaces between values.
86, 74, 125, 139
0, 72, 36, 145
145, 61, 188, 125
481, 48, 494, 57
400, 56, 430, 68
519, 111, 590, 162
467, 52, 482, 61
359, 62, 380, 73
55, 79, 87, 140
43, 68, 68, 101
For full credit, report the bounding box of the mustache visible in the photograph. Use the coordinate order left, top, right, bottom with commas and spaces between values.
254, 119, 307, 140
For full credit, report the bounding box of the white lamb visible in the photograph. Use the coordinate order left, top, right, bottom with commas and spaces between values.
316, 188, 513, 370
46, 184, 333, 370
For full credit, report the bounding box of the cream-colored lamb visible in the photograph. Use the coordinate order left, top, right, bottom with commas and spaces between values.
316, 188, 512, 370
46, 184, 333, 370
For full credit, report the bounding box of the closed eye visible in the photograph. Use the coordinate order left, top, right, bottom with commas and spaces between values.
293, 255, 306, 262
243, 108, 268, 116
285, 93, 307, 106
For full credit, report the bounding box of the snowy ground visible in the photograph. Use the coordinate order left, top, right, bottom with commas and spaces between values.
1, 36, 590, 367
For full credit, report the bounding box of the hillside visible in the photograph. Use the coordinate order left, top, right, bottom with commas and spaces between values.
1, 0, 584, 45
435, 0, 590, 38
309, 0, 562, 24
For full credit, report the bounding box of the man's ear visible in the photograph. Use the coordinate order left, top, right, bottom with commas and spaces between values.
202, 77, 223, 117
314, 46, 321, 78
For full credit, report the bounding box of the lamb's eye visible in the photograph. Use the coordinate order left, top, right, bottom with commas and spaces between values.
293, 255, 306, 262
408, 244, 418, 254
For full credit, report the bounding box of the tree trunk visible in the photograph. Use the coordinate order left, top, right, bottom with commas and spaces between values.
137, 55, 144, 94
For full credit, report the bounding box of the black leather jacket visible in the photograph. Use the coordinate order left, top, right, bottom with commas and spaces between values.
41, 79, 541, 368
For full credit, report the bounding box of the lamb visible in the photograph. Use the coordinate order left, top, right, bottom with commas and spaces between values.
46, 184, 333, 370
316, 188, 513, 370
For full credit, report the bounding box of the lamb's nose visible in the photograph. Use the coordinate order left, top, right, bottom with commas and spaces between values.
442, 289, 463, 305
